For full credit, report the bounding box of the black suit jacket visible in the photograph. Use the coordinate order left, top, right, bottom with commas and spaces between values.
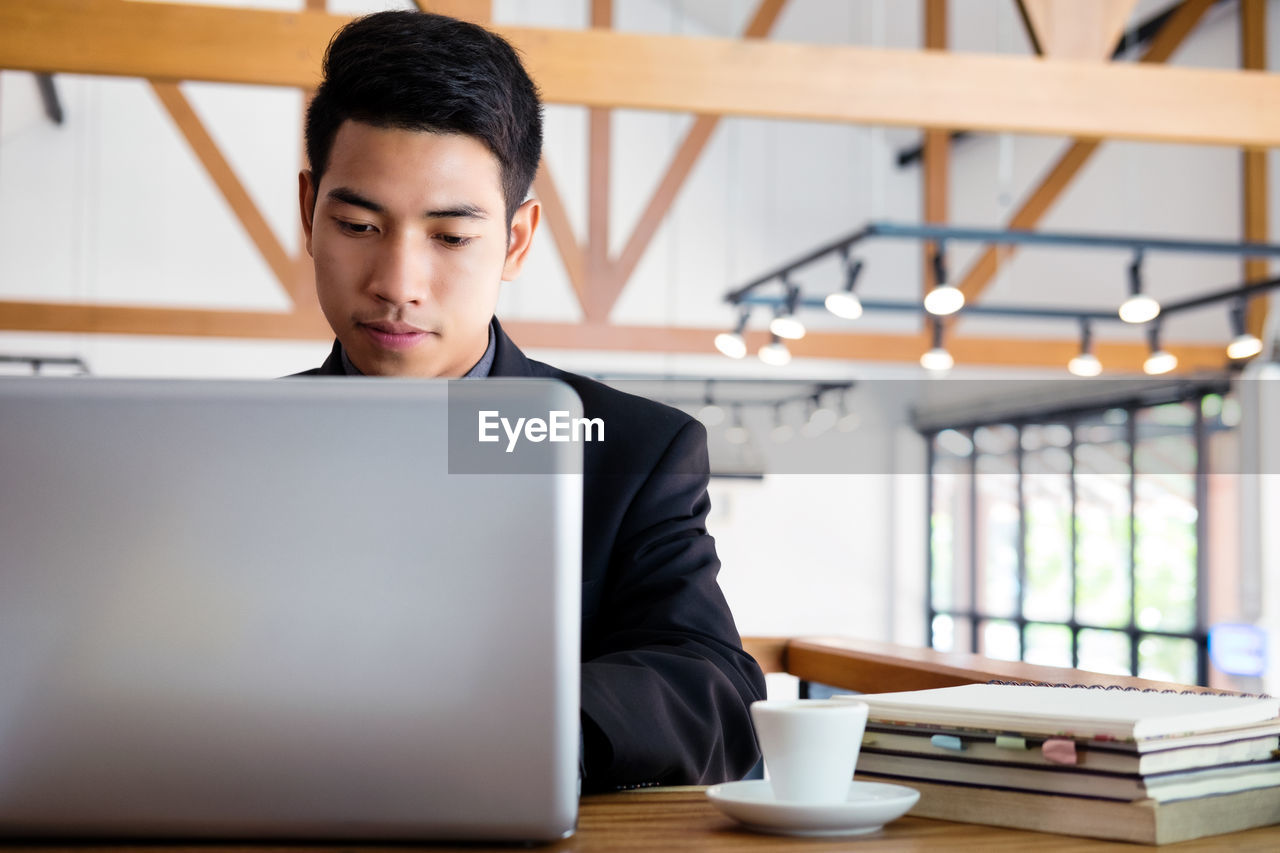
298, 318, 765, 791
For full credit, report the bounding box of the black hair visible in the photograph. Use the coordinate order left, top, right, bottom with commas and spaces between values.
305, 10, 543, 224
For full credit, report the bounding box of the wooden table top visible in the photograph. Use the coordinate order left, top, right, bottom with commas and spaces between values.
4, 787, 1279, 852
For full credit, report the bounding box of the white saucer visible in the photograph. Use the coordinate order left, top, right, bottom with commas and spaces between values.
705, 779, 920, 838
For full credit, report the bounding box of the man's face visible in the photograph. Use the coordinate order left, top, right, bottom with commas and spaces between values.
300, 121, 538, 377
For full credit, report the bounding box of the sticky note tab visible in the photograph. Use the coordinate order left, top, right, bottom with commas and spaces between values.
995, 735, 1028, 751
930, 734, 965, 752
1042, 738, 1078, 765
862, 733, 878, 746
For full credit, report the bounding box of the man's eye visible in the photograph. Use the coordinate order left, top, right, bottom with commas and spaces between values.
337, 221, 375, 235
437, 234, 474, 248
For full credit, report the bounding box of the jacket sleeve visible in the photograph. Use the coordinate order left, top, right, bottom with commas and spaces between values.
579, 418, 766, 792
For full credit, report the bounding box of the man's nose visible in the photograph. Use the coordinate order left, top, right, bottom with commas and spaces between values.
367, 233, 429, 307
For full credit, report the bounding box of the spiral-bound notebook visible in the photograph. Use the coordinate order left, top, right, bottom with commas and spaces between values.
854, 683, 1280, 742
859, 723, 1280, 772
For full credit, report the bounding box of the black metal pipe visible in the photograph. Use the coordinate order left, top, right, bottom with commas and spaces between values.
725, 225, 875, 301
35, 74, 64, 125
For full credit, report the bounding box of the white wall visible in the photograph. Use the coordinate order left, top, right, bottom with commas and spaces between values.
714, 474, 893, 638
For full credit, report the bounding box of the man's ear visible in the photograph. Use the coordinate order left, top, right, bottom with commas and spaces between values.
501, 198, 541, 282
298, 170, 317, 257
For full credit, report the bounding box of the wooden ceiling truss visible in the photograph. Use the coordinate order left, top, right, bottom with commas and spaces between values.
0, 0, 1271, 372
1241, 0, 1271, 341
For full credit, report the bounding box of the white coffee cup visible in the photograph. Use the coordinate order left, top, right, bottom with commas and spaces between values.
750, 698, 869, 804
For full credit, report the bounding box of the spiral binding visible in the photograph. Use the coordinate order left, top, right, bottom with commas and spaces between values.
985, 679, 1276, 700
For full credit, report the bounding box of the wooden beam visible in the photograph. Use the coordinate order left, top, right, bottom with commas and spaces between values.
505, 21, 1280, 148
0, 302, 1231, 372
150, 81, 300, 303
501, 322, 939, 361
6, 2, 1280, 147
955, 0, 1214, 305
606, 116, 717, 317
498, 320, 1229, 373
0, 1, 343, 88
585, 0, 613, 322
922, 0, 949, 298
0, 301, 330, 339
531, 161, 587, 312
603, 0, 790, 320
954, 140, 1100, 303
1242, 0, 1270, 341
1019, 0, 1138, 60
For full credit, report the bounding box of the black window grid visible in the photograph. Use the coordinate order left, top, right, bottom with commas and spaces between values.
924, 384, 1229, 687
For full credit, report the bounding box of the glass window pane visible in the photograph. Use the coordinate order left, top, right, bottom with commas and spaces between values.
1204, 394, 1242, 641
974, 424, 1018, 456
1024, 622, 1073, 668
1074, 415, 1131, 628
931, 431, 972, 614
1134, 403, 1197, 634
975, 426, 1019, 619
927, 395, 1223, 687
949, 616, 974, 654
1077, 628, 1132, 676
978, 619, 1021, 662
1023, 425, 1072, 623
931, 614, 955, 652
1138, 635, 1198, 685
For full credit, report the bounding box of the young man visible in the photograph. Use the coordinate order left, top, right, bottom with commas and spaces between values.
295, 11, 765, 792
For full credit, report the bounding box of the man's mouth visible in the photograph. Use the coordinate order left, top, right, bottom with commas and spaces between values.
359, 320, 433, 350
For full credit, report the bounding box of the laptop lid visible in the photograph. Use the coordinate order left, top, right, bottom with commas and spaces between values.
0, 377, 581, 842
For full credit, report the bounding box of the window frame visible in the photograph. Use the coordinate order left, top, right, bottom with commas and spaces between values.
924, 383, 1230, 686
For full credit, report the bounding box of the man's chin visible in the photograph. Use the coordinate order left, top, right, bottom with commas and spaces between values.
345, 343, 446, 379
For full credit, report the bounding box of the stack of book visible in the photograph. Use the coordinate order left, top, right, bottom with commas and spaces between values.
850, 683, 1280, 845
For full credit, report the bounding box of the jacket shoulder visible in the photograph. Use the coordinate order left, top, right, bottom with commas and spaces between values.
527, 359, 698, 446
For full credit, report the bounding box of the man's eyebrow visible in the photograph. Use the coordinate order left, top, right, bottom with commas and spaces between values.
425, 203, 489, 220
326, 188, 489, 221
327, 187, 383, 214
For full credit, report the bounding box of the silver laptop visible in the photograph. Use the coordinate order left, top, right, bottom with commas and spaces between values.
0, 377, 582, 842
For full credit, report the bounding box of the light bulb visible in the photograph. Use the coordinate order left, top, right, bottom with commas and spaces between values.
758, 340, 792, 366
920, 347, 954, 372
1068, 353, 1102, 377
1143, 349, 1177, 375
697, 403, 725, 426
825, 291, 863, 320
924, 285, 965, 316
802, 407, 837, 438
1227, 333, 1264, 360
714, 331, 747, 359
837, 412, 861, 432
769, 314, 806, 340
1119, 295, 1161, 324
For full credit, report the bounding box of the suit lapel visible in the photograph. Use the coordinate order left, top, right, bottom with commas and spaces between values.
313, 340, 345, 376
489, 317, 538, 378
